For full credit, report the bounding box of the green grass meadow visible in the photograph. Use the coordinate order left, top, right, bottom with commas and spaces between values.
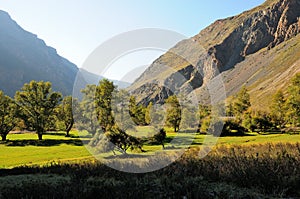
1, 128, 300, 168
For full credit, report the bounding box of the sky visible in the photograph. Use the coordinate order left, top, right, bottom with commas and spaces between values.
0, 0, 265, 82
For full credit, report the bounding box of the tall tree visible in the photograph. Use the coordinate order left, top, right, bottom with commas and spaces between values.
15, 81, 62, 140
112, 89, 135, 131
181, 106, 197, 130
145, 102, 153, 125
270, 90, 286, 129
197, 104, 211, 133
233, 86, 251, 118
57, 96, 78, 137
286, 73, 300, 127
95, 79, 116, 132
165, 96, 181, 132
76, 84, 99, 135
129, 96, 146, 125
0, 91, 18, 141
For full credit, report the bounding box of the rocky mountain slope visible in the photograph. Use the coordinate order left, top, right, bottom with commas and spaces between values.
0, 10, 78, 97
130, 0, 300, 110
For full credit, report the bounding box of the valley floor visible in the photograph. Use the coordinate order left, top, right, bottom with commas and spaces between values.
1, 130, 300, 198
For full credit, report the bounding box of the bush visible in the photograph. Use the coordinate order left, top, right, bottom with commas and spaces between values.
1, 143, 300, 198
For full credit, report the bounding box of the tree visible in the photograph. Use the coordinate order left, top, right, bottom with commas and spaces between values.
129, 96, 146, 125
226, 103, 234, 117
0, 91, 18, 141
112, 89, 135, 131
78, 80, 116, 135
95, 79, 116, 132
91, 126, 144, 155
180, 98, 198, 131
153, 128, 167, 149
165, 96, 181, 132
149, 104, 165, 130
270, 90, 286, 129
76, 85, 99, 135
221, 120, 247, 136
233, 86, 251, 118
242, 110, 255, 132
286, 73, 300, 127
15, 81, 62, 140
251, 114, 273, 132
197, 104, 211, 133
57, 96, 78, 137
145, 102, 153, 125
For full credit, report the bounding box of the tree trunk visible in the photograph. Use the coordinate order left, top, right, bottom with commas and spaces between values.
65, 130, 70, 137
38, 133, 43, 140
1, 134, 7, 141
66, 131, 70, 137
65, 121, 73, 137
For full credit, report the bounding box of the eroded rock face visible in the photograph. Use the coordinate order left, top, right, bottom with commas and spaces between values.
130, 0, 300, 104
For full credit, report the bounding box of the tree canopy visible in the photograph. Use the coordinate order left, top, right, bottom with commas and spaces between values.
15, 81, 62, 140
165, 96, 181, 132
0, 91, 18, 141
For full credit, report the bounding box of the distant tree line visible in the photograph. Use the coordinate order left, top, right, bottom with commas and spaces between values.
223, 73, 300, 135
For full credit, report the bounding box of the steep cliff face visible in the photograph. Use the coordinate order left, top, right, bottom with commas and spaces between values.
130, 0, 300, 106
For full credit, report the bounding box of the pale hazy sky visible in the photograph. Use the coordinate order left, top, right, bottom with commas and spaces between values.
0, 0, 265, 81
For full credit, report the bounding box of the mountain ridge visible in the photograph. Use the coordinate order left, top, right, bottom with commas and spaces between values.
130, 0, 300, 109
0, 10, 131, 97
0, 10, 78, 97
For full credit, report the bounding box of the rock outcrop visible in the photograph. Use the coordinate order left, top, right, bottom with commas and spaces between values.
130, 0, 300, 106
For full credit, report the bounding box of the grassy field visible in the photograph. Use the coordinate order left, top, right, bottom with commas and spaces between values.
1, 129, 300, 198
0, 129, 300, 168
0, 131, 92, 168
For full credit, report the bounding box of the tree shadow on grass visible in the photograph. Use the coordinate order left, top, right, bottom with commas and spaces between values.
4, 139, 90, 147
44, 132, 67, 136
104, 153, 152, 160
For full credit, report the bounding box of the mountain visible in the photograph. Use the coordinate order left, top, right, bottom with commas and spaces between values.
129, 0, 300, 110
0, 10, 78, 97
0, 10, 131, 97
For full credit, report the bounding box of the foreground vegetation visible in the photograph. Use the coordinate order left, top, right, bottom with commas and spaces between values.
1, 142, 300, 198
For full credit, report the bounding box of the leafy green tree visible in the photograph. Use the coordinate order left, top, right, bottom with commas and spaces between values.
15, 81, 62, 140
270, 90, 286, 129
57, 96, 78, 137
107, 127, 143, 154
78, 80, 116, 135
286, 73, 300, 127
149, 104, 165, 130
145, 102, 153, 125
181, 106, 197, 130
153, 128, 167, 149
91, 126, 144, 155
112, 89, 135, 131
221, 119, 247, 136
0, 91, 18, 141
76, 85, 99, 135
95, 79, 116, 132
165, 96, 181, 132
226, 97, 235, 117
129, 96, 146, 125
197, 104, 211, 133
241, 110, 255, 132
233, 86, 251, 118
